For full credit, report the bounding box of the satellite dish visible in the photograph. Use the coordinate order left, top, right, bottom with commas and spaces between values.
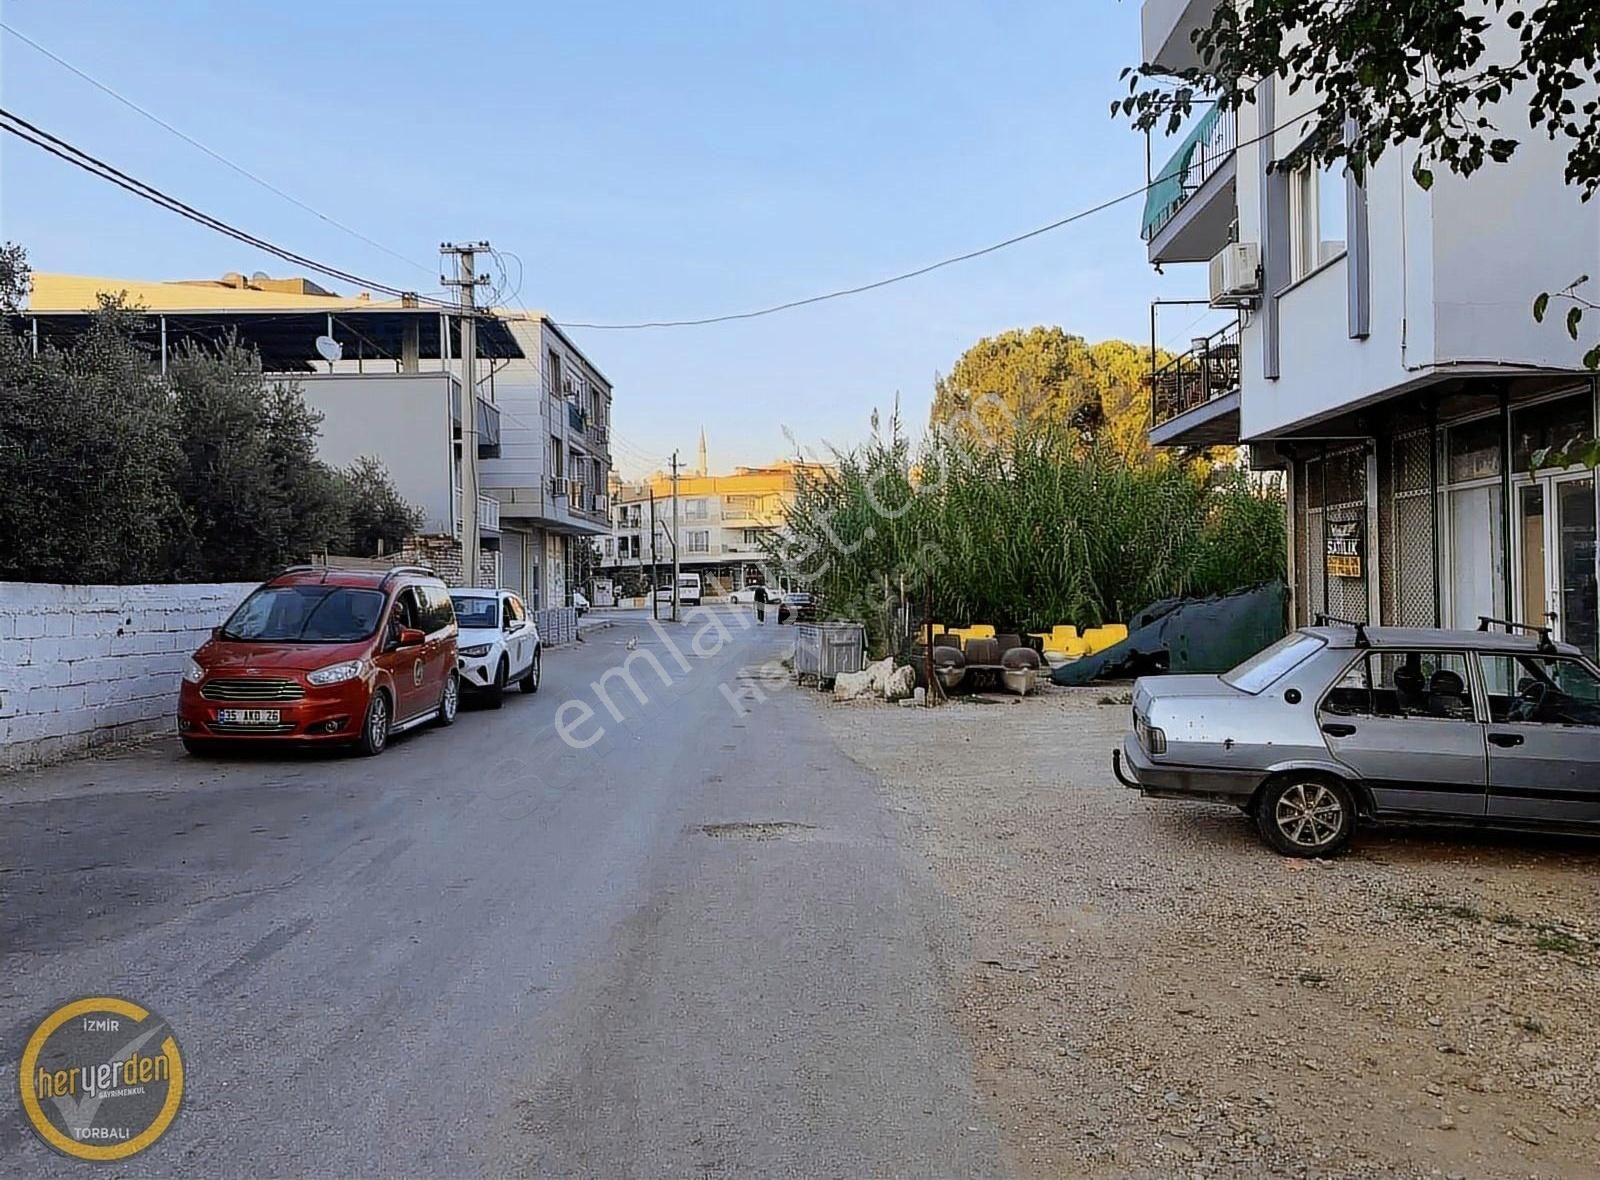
315, 335, 343, 363
251, 271, 270, 283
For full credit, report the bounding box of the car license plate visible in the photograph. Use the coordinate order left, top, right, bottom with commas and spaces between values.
217, 708, 280, 725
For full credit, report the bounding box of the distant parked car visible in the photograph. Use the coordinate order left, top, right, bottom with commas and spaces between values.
655, 573, 703, 607
178, 565, 459, 756
727, 586, 768, 604
1113, 619, 1600, 857
573, 590, 590, 616
450, 588, 541, 707
777, 592, 817, 624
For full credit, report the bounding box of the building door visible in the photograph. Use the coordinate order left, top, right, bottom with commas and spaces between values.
1513, 473, 1598, 658
1447, 483, 1505, 631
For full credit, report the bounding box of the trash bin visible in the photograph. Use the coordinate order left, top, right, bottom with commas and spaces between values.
794, 622, 865, 681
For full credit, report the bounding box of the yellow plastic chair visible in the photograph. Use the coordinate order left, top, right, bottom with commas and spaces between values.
1081, 624, 1129, 654
1031, 625, 1088, 658
964, 624, 996, 640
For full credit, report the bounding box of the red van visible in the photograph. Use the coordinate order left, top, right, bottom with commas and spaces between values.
178, 566, 460, 756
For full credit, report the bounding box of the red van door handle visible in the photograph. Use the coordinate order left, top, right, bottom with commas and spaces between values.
1488, 732, 1525, 748
1320, 722, 1357, 738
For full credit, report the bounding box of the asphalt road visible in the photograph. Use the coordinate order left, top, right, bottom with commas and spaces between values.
0, 610, 1003, 1178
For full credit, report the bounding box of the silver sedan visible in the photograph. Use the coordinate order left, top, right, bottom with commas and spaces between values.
1112, 620, 1600, 856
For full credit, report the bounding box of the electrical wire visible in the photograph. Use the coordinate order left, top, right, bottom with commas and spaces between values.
6, 97, 1321, 333
0, 107, 479, 317
0, 20, 435, 279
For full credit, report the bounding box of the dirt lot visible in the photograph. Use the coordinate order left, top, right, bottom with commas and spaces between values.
818, 688, 1600, 1180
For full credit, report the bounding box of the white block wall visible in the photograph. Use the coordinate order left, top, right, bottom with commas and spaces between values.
0, 582, 256, 771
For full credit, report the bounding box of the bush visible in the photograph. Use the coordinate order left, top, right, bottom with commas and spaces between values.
771, 416, 1285, 652
0, 243, 422, 583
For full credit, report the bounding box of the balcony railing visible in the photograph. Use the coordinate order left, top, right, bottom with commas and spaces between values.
1140, 105, 1236, 242
1151, 319, 1241, 429
454, 489, 501, 534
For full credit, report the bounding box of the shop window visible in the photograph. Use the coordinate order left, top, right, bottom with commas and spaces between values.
1447, 416, 1502, 482
1512, 392, 1594, 472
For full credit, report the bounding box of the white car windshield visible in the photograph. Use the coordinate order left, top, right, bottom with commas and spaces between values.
450, 595, 499, 629
1221, 632, 1326, 694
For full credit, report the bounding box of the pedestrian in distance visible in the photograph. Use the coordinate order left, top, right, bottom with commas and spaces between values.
754, 584, 767, 624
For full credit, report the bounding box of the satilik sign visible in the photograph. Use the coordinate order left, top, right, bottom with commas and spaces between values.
1325, 516, 1364, 579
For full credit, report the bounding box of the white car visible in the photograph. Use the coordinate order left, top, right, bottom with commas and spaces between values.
449, 588, 541, 707
727, 587, 770, 604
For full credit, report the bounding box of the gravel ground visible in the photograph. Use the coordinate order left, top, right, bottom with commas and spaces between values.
817, 687, 1600, 1180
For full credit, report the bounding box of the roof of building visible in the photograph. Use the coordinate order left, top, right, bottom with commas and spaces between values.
19, 271, 524, 370
610, 460, 829, 503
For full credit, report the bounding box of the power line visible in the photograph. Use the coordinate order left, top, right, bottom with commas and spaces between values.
546, 105, 1322, 331
0, 20, 434, 278
550, 186, 1153, 331
6, 97, 1321, 335
0, 106, 458, 310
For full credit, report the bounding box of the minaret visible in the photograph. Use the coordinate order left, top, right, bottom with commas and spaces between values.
696, 427, 708, 477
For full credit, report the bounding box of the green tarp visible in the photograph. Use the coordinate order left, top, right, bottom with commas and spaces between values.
1051, 582, 1289, 686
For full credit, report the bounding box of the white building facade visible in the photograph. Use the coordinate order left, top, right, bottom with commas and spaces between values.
478, 314, 613, 609
1140, 0, 1600, 657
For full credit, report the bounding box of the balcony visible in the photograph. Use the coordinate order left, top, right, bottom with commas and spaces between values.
1141, 105, 1237, 266
454, 489, 501, 535
1149, 319, 1241, 447
451, 388, 501, 458
1141, 0, 1222, 73
564, 399, 611, 452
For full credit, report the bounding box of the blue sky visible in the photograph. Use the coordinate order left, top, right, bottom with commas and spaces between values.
1, 0, 1219, 475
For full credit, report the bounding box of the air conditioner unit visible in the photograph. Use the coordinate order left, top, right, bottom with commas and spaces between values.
1208, 242, 1261, 307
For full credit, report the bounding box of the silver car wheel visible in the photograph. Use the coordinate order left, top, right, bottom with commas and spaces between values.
367, 693, 389, 751
1274, 782, 1345, 849
442, 673, 459, 720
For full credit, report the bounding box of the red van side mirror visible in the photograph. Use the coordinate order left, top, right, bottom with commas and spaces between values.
397, 627, 426, 648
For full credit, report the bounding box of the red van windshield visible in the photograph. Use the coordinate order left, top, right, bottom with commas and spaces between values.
221, 585, 386, 643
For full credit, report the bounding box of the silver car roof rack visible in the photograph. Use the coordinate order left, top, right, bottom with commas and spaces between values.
1313, 613, 1370, 648
1476, 616, 1557, 653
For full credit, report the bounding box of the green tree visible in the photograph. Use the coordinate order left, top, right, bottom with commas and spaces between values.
770, 413, 1285, 655
0, 283, 185, 583
930, 327, 1163, 466
334, 455, 422, 557
167, 340, 345, 579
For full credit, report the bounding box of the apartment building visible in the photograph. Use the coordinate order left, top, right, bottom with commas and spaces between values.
23, 272, 614, 605
603, 455, 819, 595
477, 312, 613, 608
1139, 0, 1600, 657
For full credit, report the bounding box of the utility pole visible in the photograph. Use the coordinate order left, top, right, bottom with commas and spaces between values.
649, 490, 659, 622
670, 450, 682, 623
441, 241, 491, 587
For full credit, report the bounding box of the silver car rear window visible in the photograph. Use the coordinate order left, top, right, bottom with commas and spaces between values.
1221, 633, 1327, 694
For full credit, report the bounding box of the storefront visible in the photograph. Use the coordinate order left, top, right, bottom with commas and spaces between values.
1287, 381, 1599, 659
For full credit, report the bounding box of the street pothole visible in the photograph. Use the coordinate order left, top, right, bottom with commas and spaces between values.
700, 821, 815, 840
